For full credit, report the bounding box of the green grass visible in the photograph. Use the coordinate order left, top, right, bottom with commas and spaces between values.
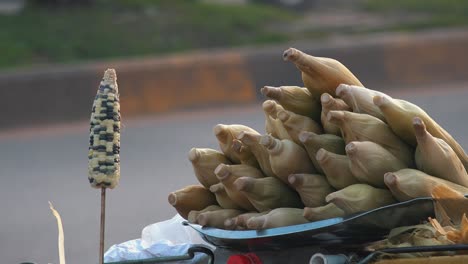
0, 0, 293, 69
363, 0, 468, 13
362, 0, 468, 30
3, 0, 468, 70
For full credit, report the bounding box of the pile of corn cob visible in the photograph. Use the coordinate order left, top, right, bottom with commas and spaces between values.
168, 48, 468, 230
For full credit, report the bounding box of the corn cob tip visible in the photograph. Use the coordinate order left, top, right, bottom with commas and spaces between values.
209, 183, 223, 193
237, 131, 259, 145
283, 47, 300, 62
345, 142, 357, 155
197, 214, 209, 226
262, 100, 276, 112
188, 148, 200, 162
232, 139, 243, 153
372, 95, 387, 107
261, 86, 276, 91
298, 131, 312, 143
315, 148, 327, 162
384, 172, 398, 186
167, 192, 177, 206
213, 124, 226, 136
246, 216, 265, 230
209, 183, 225, 193
412, 116, 426, 137
335, 83, 350, 97
288, 174, 301, 186
325, 193, 336, 204
224, 218, 236, 229
234, 177, 251, 192
214, 163, 230, 180
326, 110, 345, 123
187, 211, 199, 224
103, 68, 117, 82
259, 134, 276, 149
277, 110, 290, 122
320, 93, 332, 104
236, 131, 247, 140
261, 86, 281, 99
102, 69, 118, 93
214, 125, 231, 145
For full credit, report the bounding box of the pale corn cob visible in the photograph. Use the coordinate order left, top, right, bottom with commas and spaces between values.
88, 69, 121, 189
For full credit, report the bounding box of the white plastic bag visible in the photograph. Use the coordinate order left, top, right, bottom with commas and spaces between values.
141, 214, 213, 248
104, 214, 214, 263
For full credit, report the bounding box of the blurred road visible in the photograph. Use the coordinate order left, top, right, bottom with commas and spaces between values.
0, 83, 467, 264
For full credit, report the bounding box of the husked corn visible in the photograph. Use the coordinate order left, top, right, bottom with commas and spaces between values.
88, 69, 121, 189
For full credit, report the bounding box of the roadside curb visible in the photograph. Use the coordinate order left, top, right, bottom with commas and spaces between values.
1, 28, 467, 130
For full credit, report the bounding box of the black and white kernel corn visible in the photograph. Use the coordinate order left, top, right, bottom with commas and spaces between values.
88, 69, 121, 189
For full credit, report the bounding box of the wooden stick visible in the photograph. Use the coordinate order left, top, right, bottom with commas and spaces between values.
99, 187, 106, 264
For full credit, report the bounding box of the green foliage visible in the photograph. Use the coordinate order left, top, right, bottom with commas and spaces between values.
363, 0, 468, 14
2, 0, 467, 70
362, 0, 468, 32
0, 0, 293, 69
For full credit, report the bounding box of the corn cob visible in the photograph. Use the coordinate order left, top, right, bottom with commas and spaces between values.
234, 176, 304, 212
320, 93, 351, 136
277, 109, 323, 145
384, 168, 468, 202
231, 139, 260, 168
225, 211, 268, 230
336, 84, 387, 121
209, 183, 242, 210
299, 131, 345, 174
346, 141, 407, 188
88, 69, 121, 189
187, 205, 223, 225
246, 208, 309, 230
236, 131, 276, 178
261, 85, 322, 121
188, 147, 230, 188
316, 148, 358, 190
303, 203, 345, 222
260, 134, 317, 184
214, 163, 263, 211
213, 124, 260, 164
288, 173, 334, 208
327, 110, 414, 167
262, 100, 292, 141
167, 185, 217, 220
197, 209, 245, 229
413, 117, 468, 187
374, 94, 468, 171
326, 184, 396, 215
282, 47, 363, 97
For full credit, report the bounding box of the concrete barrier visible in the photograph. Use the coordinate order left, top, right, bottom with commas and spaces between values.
1, 28, 467, 130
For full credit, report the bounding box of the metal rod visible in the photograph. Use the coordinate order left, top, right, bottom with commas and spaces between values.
100, 187, 106, 264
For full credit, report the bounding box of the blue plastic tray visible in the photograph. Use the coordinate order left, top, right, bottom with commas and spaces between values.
183, 197, 435, 251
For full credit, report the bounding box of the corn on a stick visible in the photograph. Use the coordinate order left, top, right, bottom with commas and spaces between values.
88, 69, 121, 189
88, 69, 121, 264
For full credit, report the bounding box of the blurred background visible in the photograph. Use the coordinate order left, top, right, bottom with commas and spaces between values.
2, 0, 468, 71
0, 0, 467, 263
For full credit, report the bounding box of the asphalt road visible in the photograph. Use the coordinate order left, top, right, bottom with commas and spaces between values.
0, 84, 467, 264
